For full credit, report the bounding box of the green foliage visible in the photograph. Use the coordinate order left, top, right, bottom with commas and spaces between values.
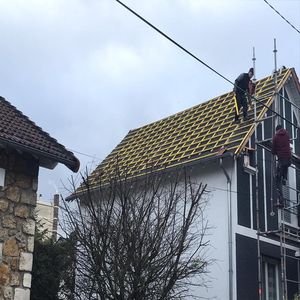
31, 222, 76, 300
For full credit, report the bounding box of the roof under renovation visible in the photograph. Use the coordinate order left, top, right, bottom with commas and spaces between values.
0, 96, 80, 172
79, 67, 299, 191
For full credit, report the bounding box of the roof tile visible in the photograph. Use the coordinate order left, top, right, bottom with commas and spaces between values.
0, 97, 79, 172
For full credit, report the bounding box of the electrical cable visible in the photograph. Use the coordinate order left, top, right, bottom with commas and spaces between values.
254, 147, 300, 217
113, 2, 300, 284
83, 1, 300, 206
114, 0, 234, 86
64, 102, 299, 173
67, 149, 102, 161
208, 183, 299, 215
114, 0, 300, 130
208, 183, 299, 210
256, 145, 300, 171
276, 92, 300, 112
263, 0, 300, 35
115, 0, 300, 202
61, 2, 300, 172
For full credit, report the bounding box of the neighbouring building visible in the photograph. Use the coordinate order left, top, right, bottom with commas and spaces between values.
73, 67, 300, 299
35, 194, 59, 241
0, 97, 79, 300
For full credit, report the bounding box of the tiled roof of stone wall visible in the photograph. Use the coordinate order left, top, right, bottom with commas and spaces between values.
0, 97, 79, 172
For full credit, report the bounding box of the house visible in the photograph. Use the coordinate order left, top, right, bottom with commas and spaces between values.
0, 97, 79, 300
35, 194, 59, 241
74, 67, 300, 300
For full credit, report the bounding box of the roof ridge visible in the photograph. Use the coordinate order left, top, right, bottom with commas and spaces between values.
129, 71, 277, 133
75, 67, 294, 192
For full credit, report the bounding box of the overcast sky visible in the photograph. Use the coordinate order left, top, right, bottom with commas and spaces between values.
0, 0, 299, 201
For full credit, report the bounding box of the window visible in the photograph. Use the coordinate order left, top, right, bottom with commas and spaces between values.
262, 258, 280, 300
281, 94, 299, 227
0, 168, 5, 187
282, 164, 298, 226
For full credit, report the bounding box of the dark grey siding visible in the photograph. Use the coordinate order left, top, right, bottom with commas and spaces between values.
236, 234, 298, 300
236, 234, 258, 300
237, 156, 251, 227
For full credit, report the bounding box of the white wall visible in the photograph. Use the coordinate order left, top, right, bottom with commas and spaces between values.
187, 156, 236, 300
77, 156, 237, 300
35, 201, 55, 239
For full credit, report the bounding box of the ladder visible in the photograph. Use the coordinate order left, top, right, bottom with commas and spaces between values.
253, 42, 300, 300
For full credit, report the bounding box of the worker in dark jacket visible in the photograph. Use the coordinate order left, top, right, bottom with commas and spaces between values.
233, 68, 254, 123
272, 124, 291, 186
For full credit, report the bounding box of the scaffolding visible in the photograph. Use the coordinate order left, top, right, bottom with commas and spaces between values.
252, 40, 300, 300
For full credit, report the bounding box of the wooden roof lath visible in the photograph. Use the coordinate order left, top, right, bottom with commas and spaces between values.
78, 67, 295, 192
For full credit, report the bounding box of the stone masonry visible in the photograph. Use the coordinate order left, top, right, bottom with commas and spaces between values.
0, 148, 38, 300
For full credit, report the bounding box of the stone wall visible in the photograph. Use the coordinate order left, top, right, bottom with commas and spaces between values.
0, 148, 38, 300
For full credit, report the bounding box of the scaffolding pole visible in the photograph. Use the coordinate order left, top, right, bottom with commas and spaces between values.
254, 39, 299, 300
244, 41, 300, 299
253, 46, 263, 300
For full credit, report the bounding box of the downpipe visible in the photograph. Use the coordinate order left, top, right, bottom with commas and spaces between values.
220, 157, 233, 300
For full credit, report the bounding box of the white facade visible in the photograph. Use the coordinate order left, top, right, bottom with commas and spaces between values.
35, 197, 59, 240
185, 156, 236, 299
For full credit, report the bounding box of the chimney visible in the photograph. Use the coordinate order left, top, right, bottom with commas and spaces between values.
52, 194, 59, 240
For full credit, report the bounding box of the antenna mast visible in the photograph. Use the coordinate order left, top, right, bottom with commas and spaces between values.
252, 47, 256, 82
273, 38, 278, 127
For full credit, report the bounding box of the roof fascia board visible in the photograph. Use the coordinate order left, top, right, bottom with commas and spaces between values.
285, 72, 300, 119
66, 151, 234, 201
290, 68, 300, 94
0, 137, 79, 172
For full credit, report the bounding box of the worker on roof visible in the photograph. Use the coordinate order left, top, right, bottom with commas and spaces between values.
233, 67, 254, 123
272, 124, 291, 187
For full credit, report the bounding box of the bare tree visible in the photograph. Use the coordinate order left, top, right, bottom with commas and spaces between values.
61, 167, 212, 300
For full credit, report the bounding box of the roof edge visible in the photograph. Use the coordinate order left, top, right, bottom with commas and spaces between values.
0, 138, 80, 172
290, 68, 300, 94
66, 151, 234, 201
235, 68, 293, 155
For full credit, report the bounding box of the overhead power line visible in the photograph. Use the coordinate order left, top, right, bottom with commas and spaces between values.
114, 0, 300, 129
68, 149, 102, 161
263, 0, 300, 35
114, 0, 234, 87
